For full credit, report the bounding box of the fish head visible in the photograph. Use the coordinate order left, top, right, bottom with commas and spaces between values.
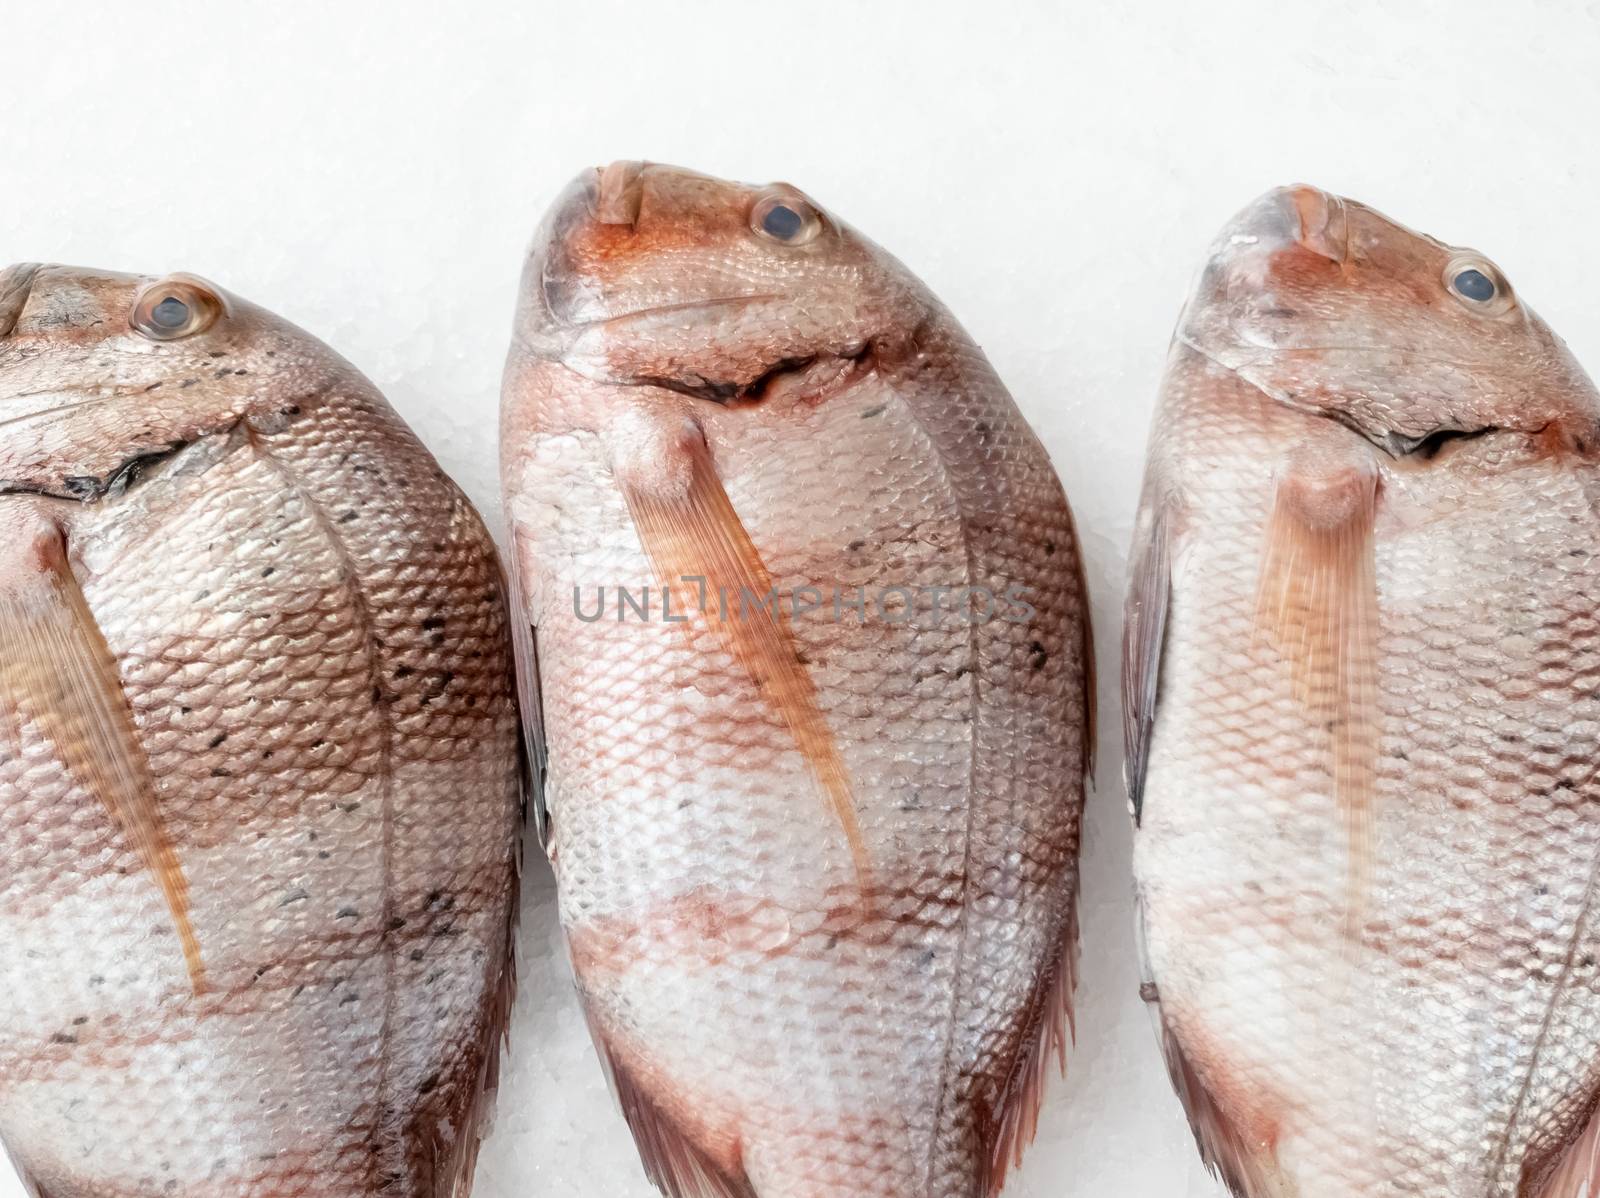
511, 162, 925, 409
0, 264, 346, 498
1178, 185, 1600, 459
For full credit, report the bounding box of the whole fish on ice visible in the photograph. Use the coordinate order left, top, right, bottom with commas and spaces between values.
0, 264, 521, 1197
1126, 187, 1600, 1198
500, 162, 1093, 1198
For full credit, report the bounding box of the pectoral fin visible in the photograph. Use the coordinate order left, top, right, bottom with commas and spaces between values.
0, 514, 205, 992
1255, 466, 1380, 941
613, 419, 869, 885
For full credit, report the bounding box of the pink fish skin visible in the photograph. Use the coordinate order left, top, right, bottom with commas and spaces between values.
500, 163, 1093, 1198
1126, 187, 1600, 1198
0, 264, 522, 1198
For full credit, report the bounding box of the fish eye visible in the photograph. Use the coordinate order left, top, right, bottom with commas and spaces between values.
763, 204, 804, 240
751, 191, 822, 246
152, 296, 190, 329
1452, 268, 1495, 303
1443, 256, 1514, 315
130, 276, 224, 341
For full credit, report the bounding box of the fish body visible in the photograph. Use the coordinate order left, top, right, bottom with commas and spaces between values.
500, 163, 1091, 1198
1126, 188, 1600, 1197
0, 265, 521, 1198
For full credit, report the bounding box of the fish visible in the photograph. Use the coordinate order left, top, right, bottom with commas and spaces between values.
1124, 186, 1600, 1198
500, 161, 1093, 1198
0, 264, 522, 1197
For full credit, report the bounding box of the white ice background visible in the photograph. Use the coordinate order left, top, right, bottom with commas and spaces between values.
4, 2, 1600, 1195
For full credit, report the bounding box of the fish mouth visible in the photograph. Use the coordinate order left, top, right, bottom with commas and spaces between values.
1174, 187, 1357, 365
630, 340, 876, 407
0, 263, 42, 337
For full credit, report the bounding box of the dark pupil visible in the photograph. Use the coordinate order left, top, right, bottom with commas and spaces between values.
151, 296, 190, 329
1453, 269, 1496, 303
762, 204, 804, 241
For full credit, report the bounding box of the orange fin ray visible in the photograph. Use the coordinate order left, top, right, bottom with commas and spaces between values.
616, 423, 869, 884
0, 518, 205, 992
1254, 467, 1380, 941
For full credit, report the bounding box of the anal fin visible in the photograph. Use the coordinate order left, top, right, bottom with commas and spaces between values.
0, 508, 205, 992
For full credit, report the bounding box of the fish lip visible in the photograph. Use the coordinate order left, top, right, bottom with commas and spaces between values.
594, 160, 645, 227
1210, 185, 1348, 264
0, 263, 42, 337
1283, 185, 1348, 263
1183, 186, 1353, 366
506, 170, 596, 361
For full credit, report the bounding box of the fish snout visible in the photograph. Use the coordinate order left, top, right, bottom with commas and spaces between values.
525, 163, 657, 339
0, 263, 41, 337
1224, 186, 1349, 264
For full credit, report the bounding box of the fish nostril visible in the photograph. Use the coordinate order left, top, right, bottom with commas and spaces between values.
595, 160, 645, 227
0, 263, 41, 337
